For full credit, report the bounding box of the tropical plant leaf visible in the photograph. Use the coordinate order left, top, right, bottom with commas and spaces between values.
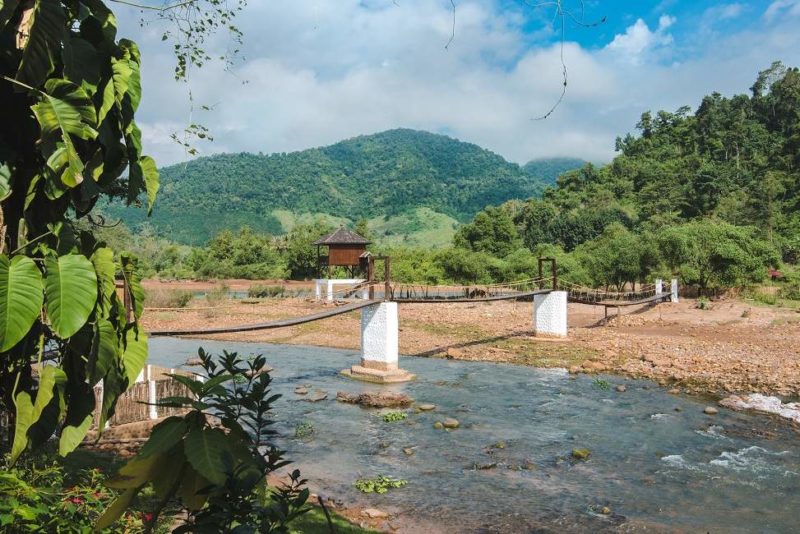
32, 78, 97, 140
15, 0, 66, 87
131, 155, 159, 213
94, 487, 139, 530
120, 252, 143, 319
105, 451, 165, 489
0, 255, 43, 351
90, 247, 116, 315
121, 329, 147, 385
44, 254, 98, 338
177, 467, 210, 510
81, 0, 117, 42
90, 318, 118, 385
63, 36, 101, 91
59, 413, 93, 456
183, 427, 230, 485
138, 417, 187, 459
0, 163, 11, 201
10, 392, 34, 463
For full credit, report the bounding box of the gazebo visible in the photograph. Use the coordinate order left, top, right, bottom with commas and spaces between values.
313, 227, 371, 278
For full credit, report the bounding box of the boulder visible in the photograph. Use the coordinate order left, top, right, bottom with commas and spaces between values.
703, 406, 719, 415
336, 391, 413, 408
362, 508, 389, 519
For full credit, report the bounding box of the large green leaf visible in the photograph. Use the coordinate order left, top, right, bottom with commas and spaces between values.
130, 156, 159, 213
94, 487, 139, 530
90, 318, 117, 385
0, 163, 11, 201
59, 414, 93, 456
15, 0, 66, 87
33, 78, 98, 140
122, 329, 147, 385
120, 253, 143, 319
10, 392, 34, 463
91, 247, 116, 315
0, 255, 43, 351
183, 427, 230, 485
138, 417, 187, 459
44, 254, 98, 338
63, 36, 101, 91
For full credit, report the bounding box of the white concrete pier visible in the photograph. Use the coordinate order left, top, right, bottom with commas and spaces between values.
341, 302, 414, 383
671, 279, 679, 303
533, 291, 568, 337
314, 278, 368, 302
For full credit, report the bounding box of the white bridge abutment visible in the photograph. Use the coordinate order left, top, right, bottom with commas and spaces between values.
342, 302, 415, 383
671, 279, 679, 303
655, 279, 663, 295
533, 291, 568, 338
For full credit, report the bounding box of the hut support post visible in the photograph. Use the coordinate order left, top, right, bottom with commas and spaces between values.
533, 291, 568, 337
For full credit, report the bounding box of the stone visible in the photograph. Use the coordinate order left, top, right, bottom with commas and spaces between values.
703, 406, 719, 415
580, 360, 607, 372
362, 508, 389, 519
491, 441, 507, 449
336, 391, 413, 408
184, 358, 203, 367
417, 403, 436, 411
571, 448, 591, 460
568, 366, 582, 374
601, 506, 611, 515
443, 418, 460, 429
433, 421, 444, 429
403, 447, 415, 456
446, 347, 465, 359
294, 386, 309, 395
669, 388, 681, 395
615, 385, 627, 392
674, 406, 683, 412
719, 393, 800, 424
306, 390, 327, 402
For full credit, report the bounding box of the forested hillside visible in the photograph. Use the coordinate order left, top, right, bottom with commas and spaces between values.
109, 129, 573, 244
522, 157, 586, 186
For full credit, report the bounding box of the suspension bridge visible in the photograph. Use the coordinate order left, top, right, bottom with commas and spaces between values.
147, 260, 677, 383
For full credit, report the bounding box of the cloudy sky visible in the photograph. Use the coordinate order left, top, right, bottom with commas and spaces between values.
115, 0, 800, 167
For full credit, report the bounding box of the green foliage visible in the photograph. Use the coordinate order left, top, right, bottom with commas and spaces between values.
382, 411, 408, 423
205, 283, 230, 306
198, 226, 288, 279
283, 223, 333, 280
106, 129, 551, 244
454, 205, 521, 256
696, 296, 710, 310
1, 0, 156, 463
294, 421, 314, 440
353, 475, 407, 494
99, 348, 309, 531
592, 379, 610, 390
522, 157, 587, 186
248, 284, 286, 298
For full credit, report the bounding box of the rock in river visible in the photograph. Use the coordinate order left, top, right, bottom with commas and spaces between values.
416, 403, 436, 411
571, 448, 591, 460
443, 418, 460, 429
336, 391, 413, 408
615, 385, 627, 392
703, 406, 719, 415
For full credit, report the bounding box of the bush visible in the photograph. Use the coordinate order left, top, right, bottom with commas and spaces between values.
248, 284, 286, 298
205, 283, 230, 306
144, 288, 194, 308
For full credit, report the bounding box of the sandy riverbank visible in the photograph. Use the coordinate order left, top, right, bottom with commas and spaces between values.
141, 280, 800, 398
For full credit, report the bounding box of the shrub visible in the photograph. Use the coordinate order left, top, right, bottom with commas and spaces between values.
248, 284, 286, 298
205, 283, 230, 306
144, 288, 194, 308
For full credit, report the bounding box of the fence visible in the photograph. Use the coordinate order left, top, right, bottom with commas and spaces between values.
93, 364, 197, 428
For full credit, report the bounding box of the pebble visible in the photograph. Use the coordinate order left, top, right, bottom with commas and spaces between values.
433, 421, 444, 429
362, 508, 389, 519
616, 385, 627, 392
417, 403, 436, 411
403, 447, 415, 456
703, 406, 719, 415
669, 388, 681, 394
443, 418, 460, 429
294, 386, 309, 395
601, 506, 611, 515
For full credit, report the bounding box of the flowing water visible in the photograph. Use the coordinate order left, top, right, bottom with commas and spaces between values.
149, 338, 800, 533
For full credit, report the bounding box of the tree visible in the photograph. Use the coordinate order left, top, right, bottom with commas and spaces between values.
659, 220, 779, 291
454, 205, 521, 257
283, 222, 333, 280
574, 223, 648, 291
0, 0, 156, 462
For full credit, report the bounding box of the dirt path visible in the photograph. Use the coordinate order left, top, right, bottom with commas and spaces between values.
141, 281, 800, 398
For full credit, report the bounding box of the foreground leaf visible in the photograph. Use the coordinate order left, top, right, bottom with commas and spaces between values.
0, 255, 43, 351
44, 254, 98, 338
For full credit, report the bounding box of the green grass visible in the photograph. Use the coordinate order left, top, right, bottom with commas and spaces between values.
290, 507, 377, 534
272, 210, 350, 233
368, 207, 459, 248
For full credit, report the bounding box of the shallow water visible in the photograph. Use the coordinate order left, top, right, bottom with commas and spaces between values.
149, 338, 800, 533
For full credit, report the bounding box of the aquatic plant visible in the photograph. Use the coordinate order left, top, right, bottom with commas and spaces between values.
295, 422, 315, 439
354, 475, 408, 494
382, 411, 408, 423
592, 378, 611, 390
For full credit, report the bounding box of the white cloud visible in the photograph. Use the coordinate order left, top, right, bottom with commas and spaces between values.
604, 15, 676, 64
114, 1, 800, 170
765, 0, 800, 21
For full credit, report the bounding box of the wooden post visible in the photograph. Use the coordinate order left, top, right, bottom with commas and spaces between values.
368, 257, 375, 300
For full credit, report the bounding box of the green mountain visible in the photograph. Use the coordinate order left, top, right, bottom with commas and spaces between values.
109, 128, 566, 244
522, 157, 586, 186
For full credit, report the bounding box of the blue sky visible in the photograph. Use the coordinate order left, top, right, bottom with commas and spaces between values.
117, 1, 800, 166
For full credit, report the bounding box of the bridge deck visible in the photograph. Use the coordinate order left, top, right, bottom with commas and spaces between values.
394, 288, 552, 304
149, 299, 379, 337
568, 292, 672, 307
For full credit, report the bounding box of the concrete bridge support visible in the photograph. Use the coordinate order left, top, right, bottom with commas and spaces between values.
342, 302, 415, 383
671, 279, 679, 303
655, 279, 663, 295
533, 291, 568, 337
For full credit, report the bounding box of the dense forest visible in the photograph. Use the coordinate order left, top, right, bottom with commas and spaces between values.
107, 130, 582, 244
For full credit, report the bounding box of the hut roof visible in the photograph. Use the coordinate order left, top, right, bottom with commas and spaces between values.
313, 227, 371, 246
